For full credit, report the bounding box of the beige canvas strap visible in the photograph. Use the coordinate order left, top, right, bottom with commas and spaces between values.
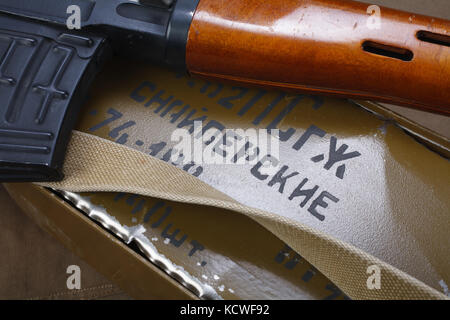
39, 130, 447, 300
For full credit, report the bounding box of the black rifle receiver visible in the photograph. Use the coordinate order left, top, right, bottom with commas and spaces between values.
0, 0, 199, 182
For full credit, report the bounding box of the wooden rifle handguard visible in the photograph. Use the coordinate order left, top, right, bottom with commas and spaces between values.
186, 0, 450, 115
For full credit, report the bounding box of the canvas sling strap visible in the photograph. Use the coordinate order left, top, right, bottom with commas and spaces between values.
38, 130, 448, 300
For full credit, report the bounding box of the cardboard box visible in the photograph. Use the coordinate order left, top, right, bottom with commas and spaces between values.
5, 59, 449, 299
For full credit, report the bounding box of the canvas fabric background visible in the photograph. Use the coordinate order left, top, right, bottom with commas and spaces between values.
39, 131, 448, 299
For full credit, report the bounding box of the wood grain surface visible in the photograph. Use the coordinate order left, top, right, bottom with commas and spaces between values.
186, 0, 450, 115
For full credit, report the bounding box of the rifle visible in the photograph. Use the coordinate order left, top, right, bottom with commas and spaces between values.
0, 0, 448, 182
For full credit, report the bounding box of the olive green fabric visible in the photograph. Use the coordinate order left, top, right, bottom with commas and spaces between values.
39, 131, 448, 300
